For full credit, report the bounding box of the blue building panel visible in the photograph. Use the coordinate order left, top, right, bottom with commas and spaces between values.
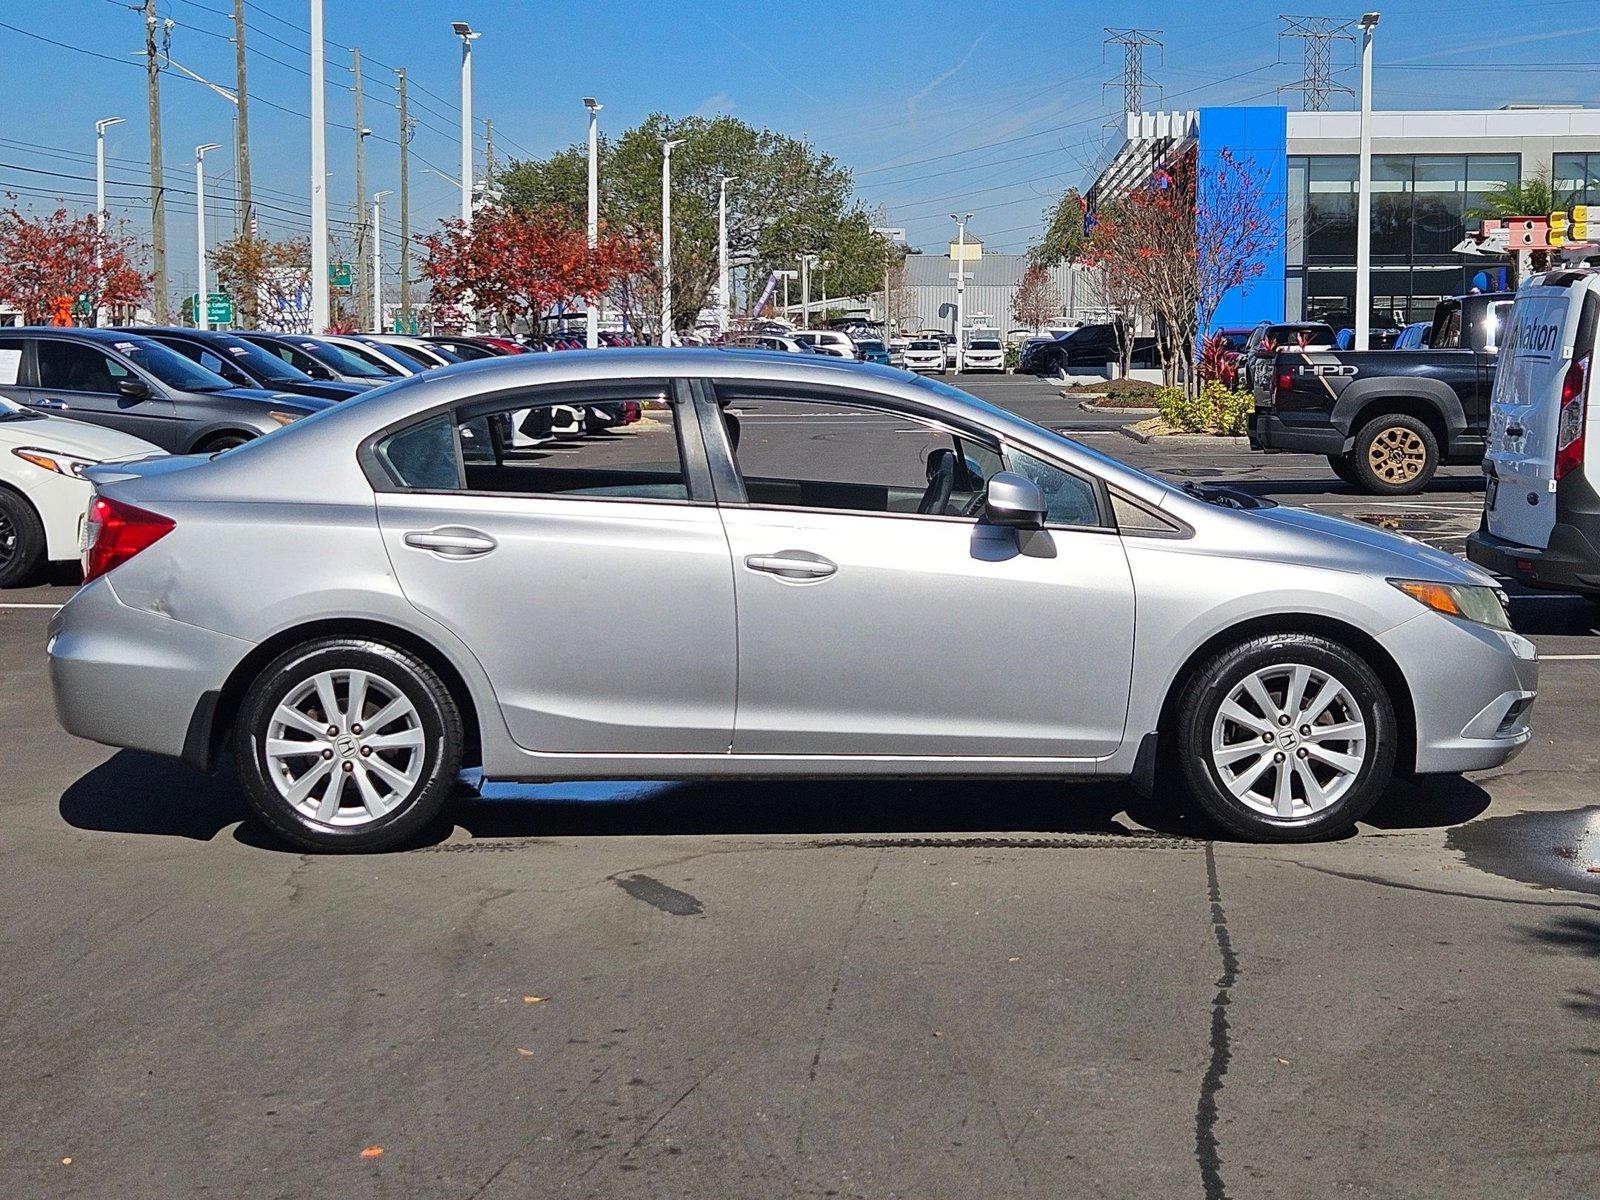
1198, 105, 1287, 332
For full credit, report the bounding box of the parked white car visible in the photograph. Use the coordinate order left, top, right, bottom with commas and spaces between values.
0, 392, 161, 586
901, 339, 947, 374
791, 330, 858, 359
962, 339, 1007, 373
323, 335, 421, 377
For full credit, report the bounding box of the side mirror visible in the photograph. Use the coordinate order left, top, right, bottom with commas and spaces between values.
117, 376, 152, 401
983, 471, 1046, 530
306, 362, 335, 380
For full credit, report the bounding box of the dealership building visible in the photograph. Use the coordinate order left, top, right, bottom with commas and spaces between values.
1090, 103, 1600, 330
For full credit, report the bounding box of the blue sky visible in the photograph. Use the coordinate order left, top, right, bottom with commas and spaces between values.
3, 0, 1597, 300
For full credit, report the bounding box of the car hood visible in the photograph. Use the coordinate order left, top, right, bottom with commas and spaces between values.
214, 387, 332, 412
0, 412, 162, 461
1243, 502, 1493, 586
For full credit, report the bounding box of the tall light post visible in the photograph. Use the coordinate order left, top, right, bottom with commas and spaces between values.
1354, 11, 1379, 352
452, 21, 479, 226
659, 137, 685, 346
372, 189, 391, 331
871, 225, 903, 345
799, 252, 819, 328
94, 117, 125, 327
717, 176, 738, 335
951, 212, 972, 372
775, 269, 797, 321
194, 143, 222, 329
309, 0, 330, 332
584, 97, 603, 349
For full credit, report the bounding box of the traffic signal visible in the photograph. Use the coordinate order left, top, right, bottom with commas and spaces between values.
1549, 210, 1569, 247
1573, 205, 1590, 242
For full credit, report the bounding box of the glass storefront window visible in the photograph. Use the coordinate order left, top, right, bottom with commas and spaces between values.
1371, 155, 1414, 259
1554, 152, 1599, 208
1413, 156, 1466, 256
1287, 157, 1308, 267
1306, 156, 1356, 260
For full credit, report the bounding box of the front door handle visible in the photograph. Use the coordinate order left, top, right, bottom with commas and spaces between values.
744, 551, 837, 580
1505, 424, 1526, 438
403, 527, 497, 558
31, 398, 66, 410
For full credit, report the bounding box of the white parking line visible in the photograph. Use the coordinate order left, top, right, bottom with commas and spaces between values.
1540, 654, 1600, 661
0, 603, 61, 609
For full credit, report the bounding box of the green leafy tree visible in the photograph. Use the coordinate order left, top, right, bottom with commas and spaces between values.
1031, 188, 1088, 267
1465, 167, 1554, 221
498, 113, 893, 336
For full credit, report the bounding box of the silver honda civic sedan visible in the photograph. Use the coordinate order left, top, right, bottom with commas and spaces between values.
48, 349, 1537, 851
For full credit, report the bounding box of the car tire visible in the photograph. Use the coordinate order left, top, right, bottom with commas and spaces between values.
1174, 632, 1396, 842
196, 431, 254, 453
232, 637, 464, 852
1351, 414, 1438, 495
1327, 455, 1363, 488
0, 487, 46, 589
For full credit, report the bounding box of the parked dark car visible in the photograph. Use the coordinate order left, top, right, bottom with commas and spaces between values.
1334, 327, 1401, 351
423, 336, 513, 360
1020, 324, 1156, 376
238, 332, 401, 386
126, 327, 369, 401
1249, 292, 1514, 494
0, 327, 331, 453
1239, 321, 1336, 392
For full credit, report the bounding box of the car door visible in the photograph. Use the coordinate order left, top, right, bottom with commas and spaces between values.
28, 337, 181, 449
370, 378, 737, 755
701, 383, 1136, 759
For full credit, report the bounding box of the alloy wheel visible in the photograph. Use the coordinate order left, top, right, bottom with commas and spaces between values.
1367, 427, 1427, 485
264, 668, 427, 826
1209, 663, 1368, 819
0, 510, 14, 569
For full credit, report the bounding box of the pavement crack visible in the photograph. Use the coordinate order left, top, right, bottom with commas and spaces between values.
1196, 841, 1238, 1200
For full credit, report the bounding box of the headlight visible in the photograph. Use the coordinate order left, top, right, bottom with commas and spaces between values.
11, 447, 99, 478
1391, 579, 1512, 631
266, 410, 301, 427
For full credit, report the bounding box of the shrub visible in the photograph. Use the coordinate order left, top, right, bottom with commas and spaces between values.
1154, 381, 1252, 435
1198, 331, 1240, 390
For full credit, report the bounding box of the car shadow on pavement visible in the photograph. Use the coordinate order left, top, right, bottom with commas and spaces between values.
1227, 476, 1485, 498
57, 750, 1494, 853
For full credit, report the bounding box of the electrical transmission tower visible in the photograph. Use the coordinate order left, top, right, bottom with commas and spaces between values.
1103, 28, 1163, 116
1278, 15, 1355, 110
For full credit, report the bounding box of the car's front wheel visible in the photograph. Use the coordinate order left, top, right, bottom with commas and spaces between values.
1174, 632, 1396, 841
0, 488, 46, 588
233, 637, 463, 852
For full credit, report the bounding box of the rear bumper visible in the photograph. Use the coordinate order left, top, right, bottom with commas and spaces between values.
1378, 610, 1538, 774
47, 577, 252, 762
1467, 524, 1600, 595
1249, 409, 1347, 455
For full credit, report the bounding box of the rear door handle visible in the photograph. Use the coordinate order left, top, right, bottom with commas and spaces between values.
403, 527, 497, 557
744, 551, 837, 580
1505, 424, 1525, 438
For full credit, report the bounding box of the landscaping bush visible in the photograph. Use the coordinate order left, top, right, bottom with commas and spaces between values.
1065, 377, 1160, 403
1154, 381, 1252, 435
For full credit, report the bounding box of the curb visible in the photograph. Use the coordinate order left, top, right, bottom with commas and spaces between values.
1118, 423, 1155, 444
1118, 423, 1250, 447
1078, 400, 1159, 414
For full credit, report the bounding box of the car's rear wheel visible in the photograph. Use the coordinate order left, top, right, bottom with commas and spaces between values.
233, 637, 463, 852
0, 488, 45, 588
1351, 414, 1438, 495
197, 431, 254, 453
1175, 632, 1396, 841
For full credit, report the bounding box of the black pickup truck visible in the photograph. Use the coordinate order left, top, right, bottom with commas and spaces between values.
1249, 292, 1513, 494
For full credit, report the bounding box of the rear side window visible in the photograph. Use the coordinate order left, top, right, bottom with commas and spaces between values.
376, 415, 459, 490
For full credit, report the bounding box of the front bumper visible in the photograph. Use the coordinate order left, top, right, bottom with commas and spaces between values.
1378, 609, 1537, 774
1249, 409, 1348, 455
48, 577, 252, 761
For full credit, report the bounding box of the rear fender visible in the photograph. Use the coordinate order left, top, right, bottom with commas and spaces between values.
1331, 377, 1465, 442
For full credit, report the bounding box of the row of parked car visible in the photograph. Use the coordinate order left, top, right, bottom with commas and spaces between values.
0, 325, 637, 587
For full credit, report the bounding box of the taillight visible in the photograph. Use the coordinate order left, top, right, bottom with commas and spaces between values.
1275, 369, 1294, 401
1555, 356, 1589, 481
82, 496, 174, 583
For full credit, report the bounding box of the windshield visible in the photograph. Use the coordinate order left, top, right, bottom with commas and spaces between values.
970, 340, 1001, 350
367, 342, 430, 371
210, 334, 314, 385
303, 339, 394, 378
909, 340, 940, 350
857, 340, 885, 352
1218, 331, 1250, 350
117, 338, 234, 391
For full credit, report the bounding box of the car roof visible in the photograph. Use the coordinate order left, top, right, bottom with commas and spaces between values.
0, 325, 156, 343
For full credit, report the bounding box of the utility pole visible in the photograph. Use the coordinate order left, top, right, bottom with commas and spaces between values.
1103, 28, 1162, 116
483, 118, 495, 190
951, 213, 971, 372
717, 176, 736, 335
1278, 16, 1355, 111
397, 68, 411, 334
799, 252, 817, 329
143, 0, 169, 322
660, 138, 684, 346
1354, 12, 1380, 352
352, 47, 368, 330
309, 0, 329, 332
232, 1, 252, 235
584, 98, 602, 349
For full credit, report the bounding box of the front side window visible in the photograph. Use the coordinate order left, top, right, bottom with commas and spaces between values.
719, 395, 1002, 518
36, 341, 126, 393
375, 389, 687, 501
1005, 448, 1102, 527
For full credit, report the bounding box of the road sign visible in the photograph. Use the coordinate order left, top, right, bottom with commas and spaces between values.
71, 293, 92, 317
189, 292, 234, 325
329, 262, 353, 288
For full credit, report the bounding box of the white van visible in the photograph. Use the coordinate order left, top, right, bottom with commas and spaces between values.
1467, 268, 1600, 595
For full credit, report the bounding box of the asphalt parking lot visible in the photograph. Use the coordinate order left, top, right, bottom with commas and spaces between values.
3, 372, 1598, 1199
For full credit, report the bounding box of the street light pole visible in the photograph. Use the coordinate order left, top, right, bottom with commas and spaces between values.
194, 142, 221, 330
309, 0, 330, 332
372, 189, 390, 331
718, 176, 737, 335
799, 253, 818, 329
1354, 12, 1379, 352
452, 22, 479, 227
951, 212, 971, 372
94, 117, 125, 327
660, 138, 684, 346
585, 97, 602, 349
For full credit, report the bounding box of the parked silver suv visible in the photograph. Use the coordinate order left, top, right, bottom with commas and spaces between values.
50, 350, 1537, 851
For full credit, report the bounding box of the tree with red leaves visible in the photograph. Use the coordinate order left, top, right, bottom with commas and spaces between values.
1083, 147, 1271, 395
417, 205, 648, 334
1011, 261, 1063, 331
0, 205, 148, 326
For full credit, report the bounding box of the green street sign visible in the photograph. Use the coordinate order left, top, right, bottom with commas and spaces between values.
71, 294, 93, 317
329, 262, 353, 288
189, 292, 234, 325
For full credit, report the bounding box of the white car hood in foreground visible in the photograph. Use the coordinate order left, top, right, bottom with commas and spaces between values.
0, 407, 161, 462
